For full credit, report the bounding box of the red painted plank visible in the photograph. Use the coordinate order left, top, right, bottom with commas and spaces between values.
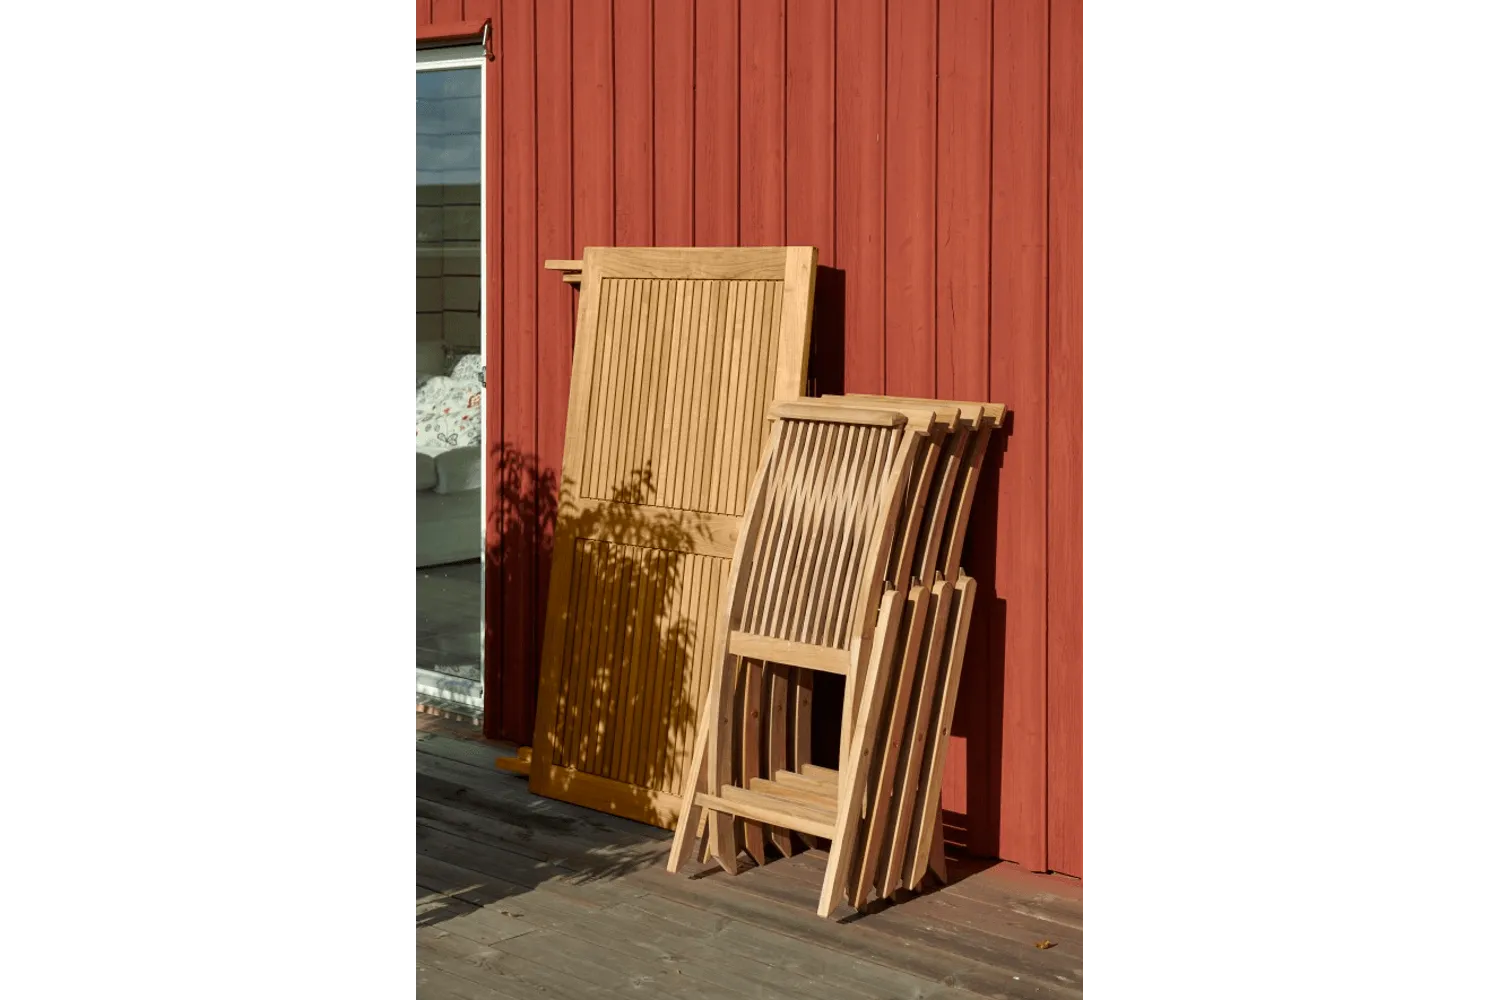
934, 0, 993, 853
989, 0, 1050, 871
495, 0, 541, 743
693, 0, 738, 245
834, 0, 884, 394
786, 0, 836, 396
934, 0, 989, 405
739, 0, 785, 246
653, 0, 694, 244
786, 0, 834, 258
573, 0, 614, 251
530, 0, 573, 743
884, 0, 936, 398
432, 0, 464, 24
1046, 0, 1083, 880
613, 0, 654, 245
425, 0, 495, 33
940, 733, 968, 820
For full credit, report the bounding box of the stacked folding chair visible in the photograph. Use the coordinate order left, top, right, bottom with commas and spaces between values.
667, 395, 1005, 917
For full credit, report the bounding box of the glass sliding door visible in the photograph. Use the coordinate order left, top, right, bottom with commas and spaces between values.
415, 47, 485, 719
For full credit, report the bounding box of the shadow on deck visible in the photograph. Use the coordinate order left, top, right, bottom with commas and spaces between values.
417, 714, 1083, 1000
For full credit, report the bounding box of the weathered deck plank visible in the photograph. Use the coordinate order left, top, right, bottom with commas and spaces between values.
417, 886, 537, 945
418, 741, 670, 840
628, 862, 1070, 999
777, 847, 1084, 953
416, 961, 533, 1000
938, 865, 1084, 918
418, 925, 598, 1000
494, 927, 748, 1000
416, 724, 1082, 1000
417, 755, 669, 859
416, 789, 664, 877
623, 893, 996, 1000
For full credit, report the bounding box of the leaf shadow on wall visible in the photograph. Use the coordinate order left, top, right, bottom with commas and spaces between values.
419, 456, 710, 928
535, 462, 710, 830
485, 440, 557, 743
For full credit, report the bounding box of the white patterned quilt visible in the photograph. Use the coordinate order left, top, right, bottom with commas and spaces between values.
416, 354, 482, 453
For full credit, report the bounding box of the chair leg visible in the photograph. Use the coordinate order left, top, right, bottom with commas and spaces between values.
666, 715, 711, 873
790, 667, 818, 850
766, 664, 794, 858
818, 591, 902, 918
706, 651, 742, 873
697, 813, 713, 864
851, 586, 929, 908
739, 658, 767, 866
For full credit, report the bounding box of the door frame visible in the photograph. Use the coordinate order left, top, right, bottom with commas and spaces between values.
416, 43, 488, 718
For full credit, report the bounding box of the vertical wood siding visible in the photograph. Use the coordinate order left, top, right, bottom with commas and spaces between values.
419, 0, 1082, 877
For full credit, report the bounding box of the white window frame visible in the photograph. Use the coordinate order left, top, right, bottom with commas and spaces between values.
416, 43, 487, 69
417, 45, 487, 718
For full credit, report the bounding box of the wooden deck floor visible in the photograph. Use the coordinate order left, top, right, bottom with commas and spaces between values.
417, 714, 1083, 999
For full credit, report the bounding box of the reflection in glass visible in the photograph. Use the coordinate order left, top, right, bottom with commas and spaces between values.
416, 65, 483, 719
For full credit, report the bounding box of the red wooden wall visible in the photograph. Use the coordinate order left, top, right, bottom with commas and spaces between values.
417, 0, 1082, 877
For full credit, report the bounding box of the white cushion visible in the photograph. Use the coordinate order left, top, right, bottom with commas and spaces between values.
416, 452, 438, 491
450, 353, 483, 385
434, 446, 482, 494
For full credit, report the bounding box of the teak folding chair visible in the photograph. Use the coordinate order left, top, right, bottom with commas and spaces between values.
801, 397, 1000, 903
798, 396, 1002, 910
667, 398, 934, 917
721, 396, 963, 871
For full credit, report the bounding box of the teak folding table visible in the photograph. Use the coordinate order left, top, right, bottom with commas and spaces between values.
528, 247, 818, 829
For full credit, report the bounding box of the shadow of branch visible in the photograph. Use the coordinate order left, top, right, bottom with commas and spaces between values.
418, 447, 714, 926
